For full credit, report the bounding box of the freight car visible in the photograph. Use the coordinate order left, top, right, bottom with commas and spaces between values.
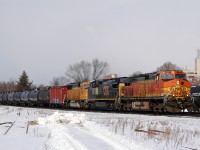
20, 91, 29, 105
50, 86, 67, 107
7, 92, 15, 105
0, 89, 50, 107
13, 92, 22, 105
27, 89, 50, 106
2, 92, 9, 104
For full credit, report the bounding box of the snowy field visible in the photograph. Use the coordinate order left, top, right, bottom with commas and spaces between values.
0, 106, 199, 150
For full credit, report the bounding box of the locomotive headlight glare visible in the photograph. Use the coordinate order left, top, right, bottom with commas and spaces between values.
177, 81, 180, 85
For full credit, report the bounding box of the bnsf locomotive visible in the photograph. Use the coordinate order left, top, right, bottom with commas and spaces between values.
0, 70, 194, 113
121, 70, 193, 112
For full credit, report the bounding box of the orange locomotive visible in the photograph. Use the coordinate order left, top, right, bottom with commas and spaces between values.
120, 70, 193, 112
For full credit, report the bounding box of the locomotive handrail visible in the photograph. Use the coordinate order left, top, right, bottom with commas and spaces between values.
163, 88, 175, 105
188, 93, 194, 103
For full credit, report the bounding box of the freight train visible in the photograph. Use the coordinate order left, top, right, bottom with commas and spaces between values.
0, 70, 194, 113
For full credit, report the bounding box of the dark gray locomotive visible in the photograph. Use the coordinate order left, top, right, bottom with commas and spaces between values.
191, 86, 200, 111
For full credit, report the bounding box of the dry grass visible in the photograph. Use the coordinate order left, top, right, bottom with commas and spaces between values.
28, 120, 38, 125
94, 116, 200, 149
58, 119, 70, 124
81, 112, 200, 150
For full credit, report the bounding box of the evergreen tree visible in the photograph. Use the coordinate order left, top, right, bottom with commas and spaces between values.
16, 71, 32, 91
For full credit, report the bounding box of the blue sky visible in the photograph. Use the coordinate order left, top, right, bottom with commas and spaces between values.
1, 0, 200, 85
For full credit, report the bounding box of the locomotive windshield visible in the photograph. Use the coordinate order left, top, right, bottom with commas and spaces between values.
161, 74, 174, 80
175, 74, 186, 80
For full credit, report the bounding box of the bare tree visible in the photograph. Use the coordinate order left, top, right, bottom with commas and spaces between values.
66, 61, 91, 82
0, 80, 16, 92
36, 84, 45, 90
50, 76, 69, 86
156, 61, 182, 71
92, 58, 109, 80
7, 80, 16, 92
129, 71, 142, 77
65, 59, 109, 82
0, 81, 7, 92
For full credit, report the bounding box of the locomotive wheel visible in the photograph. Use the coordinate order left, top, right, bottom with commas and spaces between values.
114, 98, 121, 110
186, 106, 193, 112
64, 101, 70, 108
193, 105, 200, 112
84, 101, 89, 109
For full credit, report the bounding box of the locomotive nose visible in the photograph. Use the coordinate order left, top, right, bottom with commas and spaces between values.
173, 84, 188, 98
176, 79, 185, 85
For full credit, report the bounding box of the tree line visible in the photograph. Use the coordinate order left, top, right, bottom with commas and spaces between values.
0, 60, 186, 92
50, 58, 109, 86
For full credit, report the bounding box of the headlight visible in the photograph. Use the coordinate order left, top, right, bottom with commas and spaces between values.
177, 81, 180, 85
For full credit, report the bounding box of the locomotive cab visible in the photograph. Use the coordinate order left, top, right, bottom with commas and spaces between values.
160, 70, 190, 99
159, 70, 193, 112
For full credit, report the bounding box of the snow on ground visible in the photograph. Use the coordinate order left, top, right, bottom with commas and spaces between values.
0, 106, 199, 150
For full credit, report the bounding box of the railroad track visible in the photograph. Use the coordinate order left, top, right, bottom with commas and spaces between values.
1, 104, 200, 118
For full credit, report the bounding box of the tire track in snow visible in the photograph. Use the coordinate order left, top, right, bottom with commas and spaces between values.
39, 112, 130, 150
66, 124, 118, 150
42, 125, 88, 150
39, 112, 147, 150
67, 123, 143, 150
83, 122, 146, 150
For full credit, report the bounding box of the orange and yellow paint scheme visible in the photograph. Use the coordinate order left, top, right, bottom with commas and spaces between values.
123, 70, 193, 112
